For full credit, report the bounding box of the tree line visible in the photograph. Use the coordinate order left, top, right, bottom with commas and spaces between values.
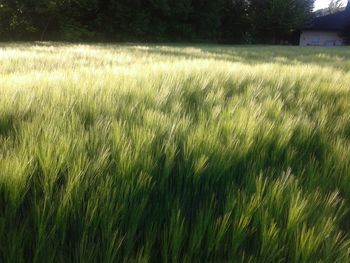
0, 0, 314, 43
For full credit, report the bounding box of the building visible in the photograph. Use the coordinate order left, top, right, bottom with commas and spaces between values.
300, 1, 350, 46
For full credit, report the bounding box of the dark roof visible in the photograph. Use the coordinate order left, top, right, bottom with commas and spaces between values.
305, 2, 350, 31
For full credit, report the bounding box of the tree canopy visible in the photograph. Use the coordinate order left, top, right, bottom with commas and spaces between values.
0, 0, 315, 43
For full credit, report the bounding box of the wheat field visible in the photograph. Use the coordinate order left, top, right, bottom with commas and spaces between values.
0, 43, 350, 262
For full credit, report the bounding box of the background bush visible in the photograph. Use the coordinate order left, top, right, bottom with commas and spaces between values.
0, 0, 314, 43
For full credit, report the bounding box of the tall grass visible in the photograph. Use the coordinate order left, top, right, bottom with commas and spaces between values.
0, 43, 350, 262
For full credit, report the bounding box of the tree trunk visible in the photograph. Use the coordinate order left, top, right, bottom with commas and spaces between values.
40, 19, 51, 41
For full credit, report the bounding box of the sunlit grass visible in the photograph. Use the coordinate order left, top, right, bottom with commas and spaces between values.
0, 43, 350, 262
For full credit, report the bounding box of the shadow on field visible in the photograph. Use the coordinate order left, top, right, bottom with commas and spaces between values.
2, 42, 349, 72
129, 45, 350, 72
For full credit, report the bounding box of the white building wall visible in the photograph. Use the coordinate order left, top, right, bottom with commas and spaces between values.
299, 30, 344, 46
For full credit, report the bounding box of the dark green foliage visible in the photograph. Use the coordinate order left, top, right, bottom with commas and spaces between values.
221, 0, 251, 43
0, 0, 315, 43
249, 0, 314, 43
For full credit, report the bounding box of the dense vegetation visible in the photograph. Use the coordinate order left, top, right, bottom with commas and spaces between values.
0, 0, 314, 43
0, 43, 350, 262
